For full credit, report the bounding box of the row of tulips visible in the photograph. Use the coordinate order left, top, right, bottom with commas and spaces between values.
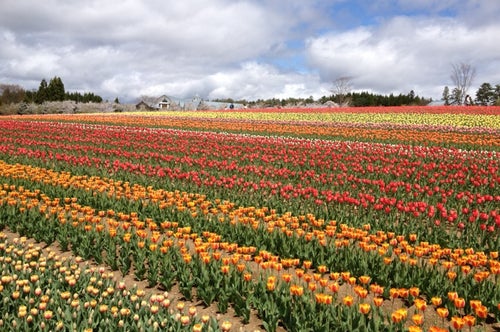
0, 120, 497, 251
0, 233, 229, 332
125, 110, 500, 130
1, 182, 497, 331
4, 113, 500, 148
0, 160, 498, 330
190, 105, 500, 115
0, 159, 498, 287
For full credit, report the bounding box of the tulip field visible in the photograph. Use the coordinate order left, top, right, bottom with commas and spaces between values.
0, 105, 499, 331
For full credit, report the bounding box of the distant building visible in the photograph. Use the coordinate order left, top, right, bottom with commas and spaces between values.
427, 100, 445, 106
135, 101, 155, 111
135, 95, 245, 111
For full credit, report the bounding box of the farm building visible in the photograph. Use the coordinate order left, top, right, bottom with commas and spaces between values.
136, 95, 245, 111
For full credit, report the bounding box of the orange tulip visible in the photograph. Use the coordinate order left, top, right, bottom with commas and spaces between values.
451, 316, 464, 330
328, 282, 339, 293
281, 273, 292, 283
123, 233, 131, 243
370, 297, 382, 307
221, 265, 230, 274
475, 305, 488, 319
414, 298, 427, 312
469, 299, 482, 310
355, 286, 368, 299
343, 295, 354, 307
324, 294, 333, 305
462, 315, 475, 327
236, 263, 245, 273
460, 265, 471, 274
391, 310, 404, 324
341, 271, 351, 281
397, 308, 407, 320
447, 271, 457, 281
201, 254, 211, 264
412, 313, 424, 326
317, 265, 327, 274
358, 275, 371, 285
431, 297, 442, 306
398, 288, 409, 299
454, 297, 465, 309
266, 276, 276, 291
389, 288, 399, 299
409, 287, 420, 298
447, 291, 458, 301
316, 293, 333, 305
290, 285, 304, 296
436, 307, 449, 319
329, 272, 340, 280
359, 303, 371, 315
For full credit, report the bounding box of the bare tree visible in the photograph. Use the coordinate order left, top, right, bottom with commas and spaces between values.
450, 62, 476, 105
0, 84, 26, 105
331, 76, 352, 106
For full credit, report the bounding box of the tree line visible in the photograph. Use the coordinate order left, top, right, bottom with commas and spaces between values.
0, 76, 102, 106
214, 90, 430, 108
323, 90, 430, 107
442, 82, 500, 106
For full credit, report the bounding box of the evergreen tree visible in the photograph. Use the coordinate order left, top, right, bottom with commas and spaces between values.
475, 82, 494, 105
47, 76, 65, 101
35, 79, 48, 104
23, 90, 36, 103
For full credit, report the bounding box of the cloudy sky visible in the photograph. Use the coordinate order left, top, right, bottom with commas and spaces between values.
1, 0, 499, 102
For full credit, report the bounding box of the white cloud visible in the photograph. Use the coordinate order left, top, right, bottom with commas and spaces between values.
306, 15, 500, 99
1, 0, 499, 102
128, 62, 330, 101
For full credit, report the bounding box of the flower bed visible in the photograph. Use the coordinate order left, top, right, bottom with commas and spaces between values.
0, 107, 499, 331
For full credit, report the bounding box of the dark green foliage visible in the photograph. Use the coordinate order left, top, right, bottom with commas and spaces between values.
475, 82, 500, 106
219, 90, 432, 108
29, 76, 104, 104
47, 76, 65, 101
35, 79, 49, 104
64, 91, 103, 103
